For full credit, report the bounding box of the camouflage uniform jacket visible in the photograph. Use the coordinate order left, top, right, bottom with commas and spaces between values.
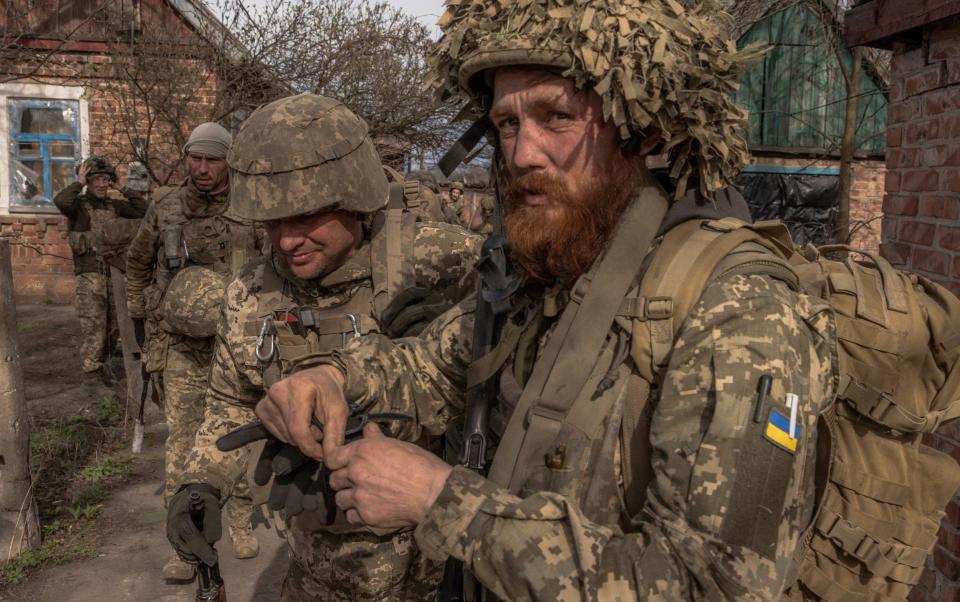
178, 222, 482, 521
54, 182, 149, 274
323, 197, 839, 600
125, 178, 260, 368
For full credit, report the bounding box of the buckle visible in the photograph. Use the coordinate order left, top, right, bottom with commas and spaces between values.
645, 296, 674, 320
569, 274, 592, 305
254, 315, 276, 363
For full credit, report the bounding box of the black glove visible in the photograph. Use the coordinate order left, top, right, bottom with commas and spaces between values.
133, 318, 146, 350
380, 286, 452, 338
166, 484, 221, 565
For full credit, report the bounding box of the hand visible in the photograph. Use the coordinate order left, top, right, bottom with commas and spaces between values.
380, 286, 450, 338
327, 423, 452, 529
166, 484, 221, 566
255, 364, 349, 461
78, 161, 89, 186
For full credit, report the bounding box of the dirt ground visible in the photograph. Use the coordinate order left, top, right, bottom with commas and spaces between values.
0, 304, 286, 601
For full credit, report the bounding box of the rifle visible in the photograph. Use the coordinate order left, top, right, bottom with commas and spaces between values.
189, 491, 227, 602
131, 318, 148, 454
436, 120, 519, 602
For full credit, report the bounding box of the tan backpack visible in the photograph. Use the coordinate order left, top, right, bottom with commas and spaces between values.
636, 218, 960, 601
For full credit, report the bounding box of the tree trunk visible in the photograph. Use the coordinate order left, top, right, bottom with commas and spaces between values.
0, 240, 41, 562
836, 45, 863, 244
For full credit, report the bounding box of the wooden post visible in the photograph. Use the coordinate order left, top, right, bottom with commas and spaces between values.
0, 240, 41, 562
110, 265, 143, 426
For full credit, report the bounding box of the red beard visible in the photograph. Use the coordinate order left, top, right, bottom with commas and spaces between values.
503, 158, 642, 285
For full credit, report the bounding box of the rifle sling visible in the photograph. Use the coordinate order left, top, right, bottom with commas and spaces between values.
487, 185, 669, 489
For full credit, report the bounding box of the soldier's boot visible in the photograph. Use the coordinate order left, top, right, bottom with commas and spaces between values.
162, 556, 195, 582
225, 496, 259, 560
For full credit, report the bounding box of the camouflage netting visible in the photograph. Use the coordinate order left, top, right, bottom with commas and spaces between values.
425, 0, 767, 199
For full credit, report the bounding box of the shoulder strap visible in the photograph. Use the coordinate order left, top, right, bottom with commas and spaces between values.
488, 184, 669, 489
370, 189, 417, 319
630, 218, 797, 383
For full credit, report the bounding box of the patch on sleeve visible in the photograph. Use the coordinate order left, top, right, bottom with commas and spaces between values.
764, 410, 800, 454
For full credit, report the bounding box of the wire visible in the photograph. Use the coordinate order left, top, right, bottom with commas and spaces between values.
0, 231, 74, 261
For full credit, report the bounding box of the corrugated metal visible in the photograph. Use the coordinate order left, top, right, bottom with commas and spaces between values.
736, 4, 887, 154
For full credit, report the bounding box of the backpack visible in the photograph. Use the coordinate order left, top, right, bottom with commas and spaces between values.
635, 217, 960, 601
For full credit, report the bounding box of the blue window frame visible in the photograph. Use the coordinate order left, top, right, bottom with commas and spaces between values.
8, 98, 80, 209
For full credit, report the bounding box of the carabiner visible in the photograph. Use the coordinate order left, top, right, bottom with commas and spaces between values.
255, 315, 276, 363
340, 314, 362, 346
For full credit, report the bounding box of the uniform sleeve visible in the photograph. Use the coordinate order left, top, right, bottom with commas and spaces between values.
125, 200, 160, 318
412, 274, 838, 601
53, 182, 83, 217
113, 189, 150, 218
178, 274, 265, 496
323, 293, 477, 440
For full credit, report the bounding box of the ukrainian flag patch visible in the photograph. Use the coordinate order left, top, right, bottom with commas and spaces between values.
764, 410, 800, 454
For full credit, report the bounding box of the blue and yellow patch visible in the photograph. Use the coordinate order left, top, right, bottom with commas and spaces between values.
763, 410, 800, 454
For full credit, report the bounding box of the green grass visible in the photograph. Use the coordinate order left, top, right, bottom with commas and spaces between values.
1, 395, 140, 588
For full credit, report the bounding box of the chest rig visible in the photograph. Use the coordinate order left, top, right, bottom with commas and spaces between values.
251, 198, 418, 388
68, 197, 118, 258
155, 186, 258, 290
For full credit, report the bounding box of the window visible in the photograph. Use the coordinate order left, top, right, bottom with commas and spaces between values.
8, 99, 80, 209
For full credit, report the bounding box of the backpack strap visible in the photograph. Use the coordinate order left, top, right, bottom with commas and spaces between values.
488, 184, 669, 489
631, 218, 797, 384
370, 185, 417, 319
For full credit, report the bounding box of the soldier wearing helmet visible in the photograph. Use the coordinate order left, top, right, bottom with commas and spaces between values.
255, 1, 838, 601
165, 94, 481, 600
125, 122, 262, 581
443, 180, 466, 225
53, 156, 148, 379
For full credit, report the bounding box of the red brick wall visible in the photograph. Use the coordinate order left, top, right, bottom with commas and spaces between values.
2, 50, 218, 303
882, 15, 960, 302
883, 14, 960, 602
748, 156, 885, 253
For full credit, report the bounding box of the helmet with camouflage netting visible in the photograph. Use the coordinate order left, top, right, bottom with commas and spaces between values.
424, 0, 766, 200
160, 266, 228, 337
85, 156, 117, 182
228, 93, 389, 221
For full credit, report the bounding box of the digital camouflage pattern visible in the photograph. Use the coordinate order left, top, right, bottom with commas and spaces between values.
228, 94, 389, 222
425, 0, 766, 199
324, 267, 837, 600
74, 272, 118, 373
178, 222, 481, 600
125, 177, 259, 538
160, 266, 228, 338
54, 180, 148, 372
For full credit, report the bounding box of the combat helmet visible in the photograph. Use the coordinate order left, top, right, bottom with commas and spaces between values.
160, 266, 228, 337
450, 181, 465, 193
424, 0, 766, 199
228, 94, 389, 221
84, 156, 117, 182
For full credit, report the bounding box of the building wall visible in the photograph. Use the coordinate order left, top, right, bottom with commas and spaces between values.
748, 156, 886, 253
882, 15, 960, 301
1, 49, 218, 303
880, 14, 960, 602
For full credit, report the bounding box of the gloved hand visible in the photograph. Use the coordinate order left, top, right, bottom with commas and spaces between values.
166, 483, 221, 566
254, 439, 334, 522
380, 286, 452, 338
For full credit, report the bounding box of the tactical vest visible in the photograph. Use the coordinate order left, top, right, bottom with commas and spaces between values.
152, 186, 258, 292
244, 203, 419, 535
67, 198, 120, 261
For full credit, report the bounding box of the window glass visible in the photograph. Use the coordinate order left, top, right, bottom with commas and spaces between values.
8, 98, 80, 209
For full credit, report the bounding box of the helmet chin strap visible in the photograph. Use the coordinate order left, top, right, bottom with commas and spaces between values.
437, 115, 492, 178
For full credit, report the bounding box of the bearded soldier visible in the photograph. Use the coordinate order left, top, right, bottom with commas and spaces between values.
54, 156, 148, 379
252, 1, 839, 601
164, 94, 481, 600
125, 122, 261, 580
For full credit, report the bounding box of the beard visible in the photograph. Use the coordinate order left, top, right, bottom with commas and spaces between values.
503, 156, 643, 286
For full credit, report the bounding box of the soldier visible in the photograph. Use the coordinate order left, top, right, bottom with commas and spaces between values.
444, 180, 465, 225
164, 94, 481, 600
125, 122, 261, 580
54, 156, 148, 379
252, 1, 839, 600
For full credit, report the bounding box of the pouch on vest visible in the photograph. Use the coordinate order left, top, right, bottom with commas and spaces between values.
162, 224, 185, 271
628, 219, 960, 600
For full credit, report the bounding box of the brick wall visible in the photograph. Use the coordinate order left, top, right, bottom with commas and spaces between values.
883, 14, 960, 602
748, 156, 886, 253
2, 50, 218, 303
881, 15, 960, 302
